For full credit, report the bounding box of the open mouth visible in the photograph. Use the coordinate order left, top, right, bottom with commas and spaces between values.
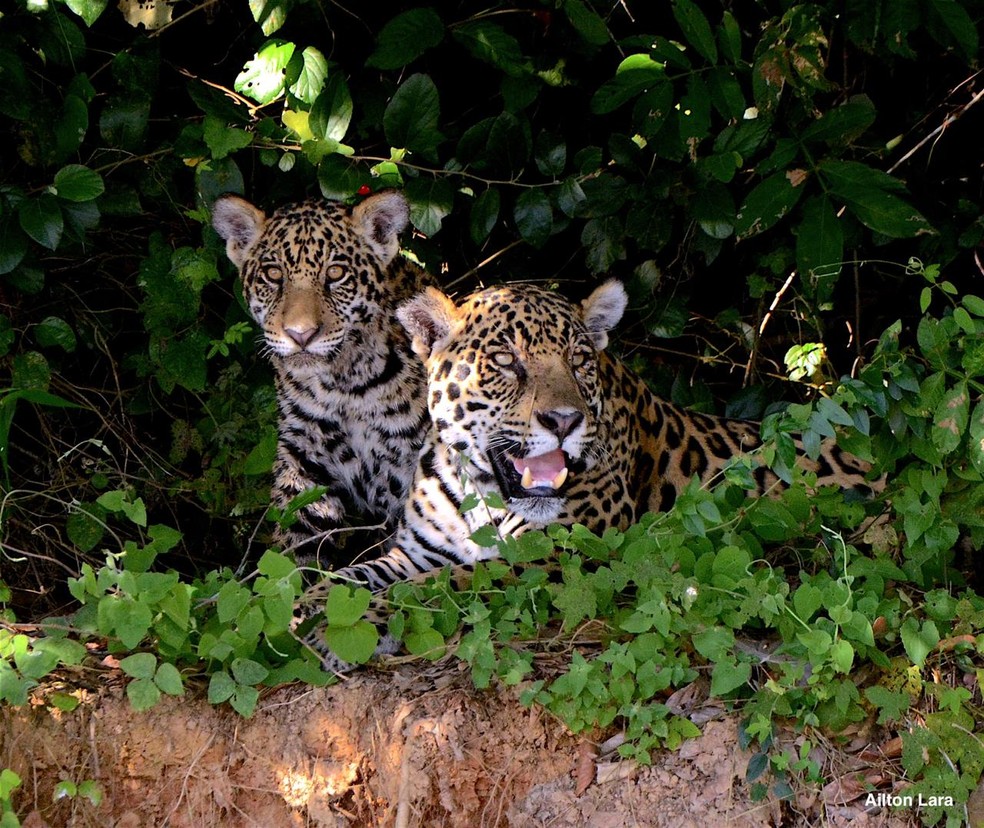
489, 446, 581, 499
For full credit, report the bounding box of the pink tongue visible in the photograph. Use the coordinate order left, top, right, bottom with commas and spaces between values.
512, 449, 567, 479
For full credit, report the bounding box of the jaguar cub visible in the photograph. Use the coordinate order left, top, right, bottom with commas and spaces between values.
323, 279, 877, 594
212, 191, 431, 562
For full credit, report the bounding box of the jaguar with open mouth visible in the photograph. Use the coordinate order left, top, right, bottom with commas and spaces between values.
488, 445, 588, 500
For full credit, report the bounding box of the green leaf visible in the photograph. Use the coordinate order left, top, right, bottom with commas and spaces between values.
469, 525, 500, 547
900, 617, 939, 668
56, 93, 90, 160
64, 0, 109, 26
0, 219, 28, 275
563, 0, 609, 46
324, 585, 371, 626
735, 171, 806, 239
35, 316, 77, 353
202, 116, 252, 160
32, 637, 85, 667
801, 97, 876, 145
154, 662, 184, 696
0, 768, 21, 799
969, 401, 984, 475
119, 652, 157, 680
217, 580, 250, 624
207, 671, 236, 704
404, 628, 446, 659
718, 10, 741, 63
829, 639, 854, 674
581, 216, 625, 273
126, 678, 160, 711
405, 177, 454, 237
53, 164, 105, 202
795, 195, 843, 297
470, 189, 500, 246
248, 0, 289, 35
77, 780, 103, 807
230, 684, 260, 717
384, 74, 443, 161
235, 40, 296, 105
452, 21, 524, 76
710, 659, 751, 696
672, 0, 718, 63
692, 627, 734, 661
820, 160, 932, 238
257, 549, 297, 579
230, 657, 269, 686
147, 524, 181, 555
309, 74, 353, 144
591, 56, 665, 115
534, 132, 566, 177
690, 181, 735, 238
513, 189, 553, 248
792, 583, 822, 621
99, 98, 150, 150
288, 47, 328, 105
932, 382, 969, 454
864, 685, 911, 724
244, 427, 277, 475
18, 195, 64, 250
106, 597, 153, 649
324, 619, 379, 664
926, 0, 978, 63
367, 8, 445, 69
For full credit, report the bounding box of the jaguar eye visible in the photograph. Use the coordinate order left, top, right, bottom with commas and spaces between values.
491, 352, 516, 368
326, 264, 346, 282
263, 265, 284, 284
571, 350, 589, 369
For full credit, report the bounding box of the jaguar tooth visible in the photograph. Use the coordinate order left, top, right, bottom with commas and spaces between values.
521, 466, 534, 489
552, 467, 569, 489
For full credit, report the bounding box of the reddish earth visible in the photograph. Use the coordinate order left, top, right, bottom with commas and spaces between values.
1, 664, 914, 827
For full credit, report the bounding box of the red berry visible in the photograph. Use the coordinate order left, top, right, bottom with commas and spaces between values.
357, 185, 372, 196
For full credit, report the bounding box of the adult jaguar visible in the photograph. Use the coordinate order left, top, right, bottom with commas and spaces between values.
318, 279, 877, 597
212, 191, 431, 563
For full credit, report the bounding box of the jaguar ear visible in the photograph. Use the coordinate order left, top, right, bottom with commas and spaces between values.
581, 279, 628, 350
212, 194, 266, 268
352, 190, 410, 264
397, 287, 460, 360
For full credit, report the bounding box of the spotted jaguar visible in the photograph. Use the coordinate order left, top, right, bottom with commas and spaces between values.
212, 191, 431, 563
301, 280, 878, 667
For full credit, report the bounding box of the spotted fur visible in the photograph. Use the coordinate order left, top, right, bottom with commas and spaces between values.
300, 281, 878, 669
212, 191, 431, 562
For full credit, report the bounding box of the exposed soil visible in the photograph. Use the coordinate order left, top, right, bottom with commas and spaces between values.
1, 664, 916, 827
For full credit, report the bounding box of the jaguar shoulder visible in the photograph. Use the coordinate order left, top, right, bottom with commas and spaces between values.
327, 279, 879, 594
212, 190, 432, 563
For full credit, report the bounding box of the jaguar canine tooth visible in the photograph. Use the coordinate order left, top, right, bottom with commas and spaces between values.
552, 467, 569, 489
521, 466, 534, 489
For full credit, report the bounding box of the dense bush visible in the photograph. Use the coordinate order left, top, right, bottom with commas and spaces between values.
2, 0, 984, 821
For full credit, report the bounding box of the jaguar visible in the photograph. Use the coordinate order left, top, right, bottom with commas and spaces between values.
301, 280, 879, 667
212, 190, 432, 563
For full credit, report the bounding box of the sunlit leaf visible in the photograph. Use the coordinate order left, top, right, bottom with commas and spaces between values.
235, 41, 296, 106
64, 0, 109, 26
288, 47, 328, 105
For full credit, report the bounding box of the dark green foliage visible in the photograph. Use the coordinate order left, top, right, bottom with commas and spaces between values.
2, 1, 984, 817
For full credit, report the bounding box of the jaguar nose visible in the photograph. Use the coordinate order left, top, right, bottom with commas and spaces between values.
285, 325, 320, 348
535, 409, 585, 441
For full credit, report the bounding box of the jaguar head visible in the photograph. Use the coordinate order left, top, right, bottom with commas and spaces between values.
212, 191, 410, 367
397, 280, 628, 523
